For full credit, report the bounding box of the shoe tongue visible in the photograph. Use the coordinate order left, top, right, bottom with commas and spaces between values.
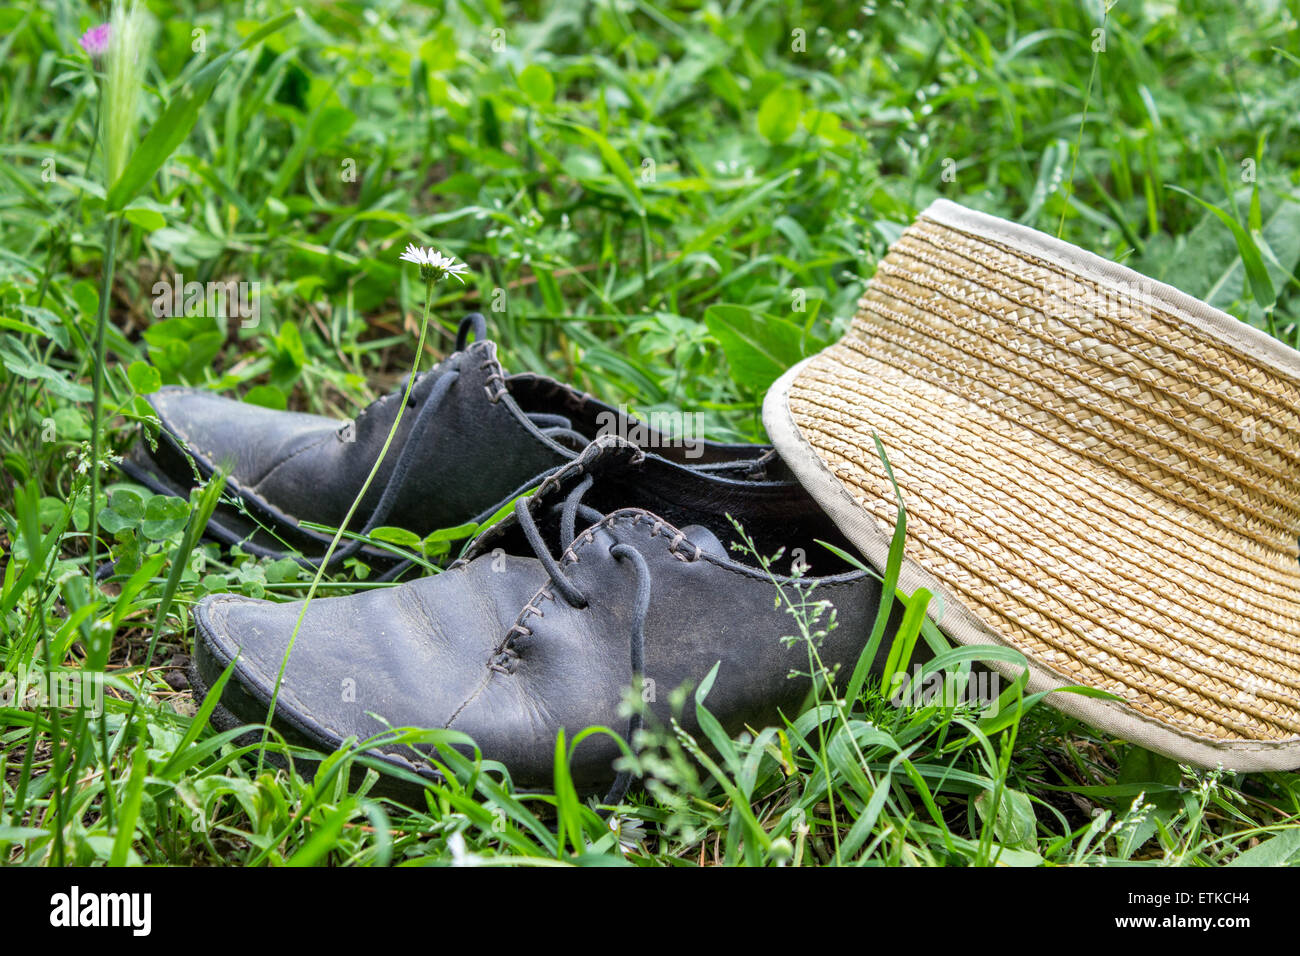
678, 524, 726, 558
539, 436, 646, 495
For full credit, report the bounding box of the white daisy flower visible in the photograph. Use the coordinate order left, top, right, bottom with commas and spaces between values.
398, 244, 469, 284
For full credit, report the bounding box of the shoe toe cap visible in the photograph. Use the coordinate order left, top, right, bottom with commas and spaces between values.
147, 387, 337, 487
190, 563, 534, 762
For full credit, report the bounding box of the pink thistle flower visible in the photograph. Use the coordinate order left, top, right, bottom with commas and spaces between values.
79, 23, 111, 59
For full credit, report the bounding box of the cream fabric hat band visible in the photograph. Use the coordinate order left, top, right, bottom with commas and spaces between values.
764, 199, 1300, 770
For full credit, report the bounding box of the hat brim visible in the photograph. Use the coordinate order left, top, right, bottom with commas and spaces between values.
764, 202, 1300, 771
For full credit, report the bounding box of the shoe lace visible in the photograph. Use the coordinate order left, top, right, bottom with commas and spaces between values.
315, 313, 486, 569
511, 473, 651, 807
334, 312, 588, 572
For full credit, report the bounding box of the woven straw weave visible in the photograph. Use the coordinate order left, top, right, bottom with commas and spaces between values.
778, 203, 1300, 756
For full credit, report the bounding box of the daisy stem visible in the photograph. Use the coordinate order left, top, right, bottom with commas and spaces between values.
87, 214, 119, 584
257, 278, 438, 768
66, 210, 120, 865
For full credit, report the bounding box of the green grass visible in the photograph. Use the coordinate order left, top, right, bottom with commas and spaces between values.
2, 0, 1299, 866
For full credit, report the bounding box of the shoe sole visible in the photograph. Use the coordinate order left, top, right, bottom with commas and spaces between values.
187, 604, 612, 805
119, 440, 405, 569
186, 646, 444, 807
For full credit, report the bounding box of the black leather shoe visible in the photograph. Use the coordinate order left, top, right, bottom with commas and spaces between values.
121, 313, 772, 568
190, 437, 899, 797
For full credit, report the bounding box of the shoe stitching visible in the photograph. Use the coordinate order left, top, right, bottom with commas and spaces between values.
478, 340, 509, 403
486, 510, 702, 679
154, 391, 348, 527
249, 431, 337, 491
508, 372, 594, 414
153, 391, 232, 476
200, 594, 441, 774
443, 669, 493, 729
200, 514, 878, 772
489, 507, 867, 672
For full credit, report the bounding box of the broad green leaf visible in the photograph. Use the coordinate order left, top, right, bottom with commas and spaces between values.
101, 488, 145, 535
0, 316, 43, 337
122, 206, 167, 232
801, 108, 854, 146
0, 338, 93, 401
141, 495, 190, 540
519, 64, 555, 105
757, 86, 802, 144
974, 787, 1038, 851
243, 384, 287, 410
127, 360, 162, 395
1203, 193, 1300, 311
703, 304, 824, 393
1227, 828, 1300, 867
368, 526, 422, 548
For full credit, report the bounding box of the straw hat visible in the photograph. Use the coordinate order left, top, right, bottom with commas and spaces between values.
764, 199, 1300, 770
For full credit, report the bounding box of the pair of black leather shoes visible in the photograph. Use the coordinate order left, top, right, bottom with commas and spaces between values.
122, 314, 770, 571
128, 316, 893, 798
